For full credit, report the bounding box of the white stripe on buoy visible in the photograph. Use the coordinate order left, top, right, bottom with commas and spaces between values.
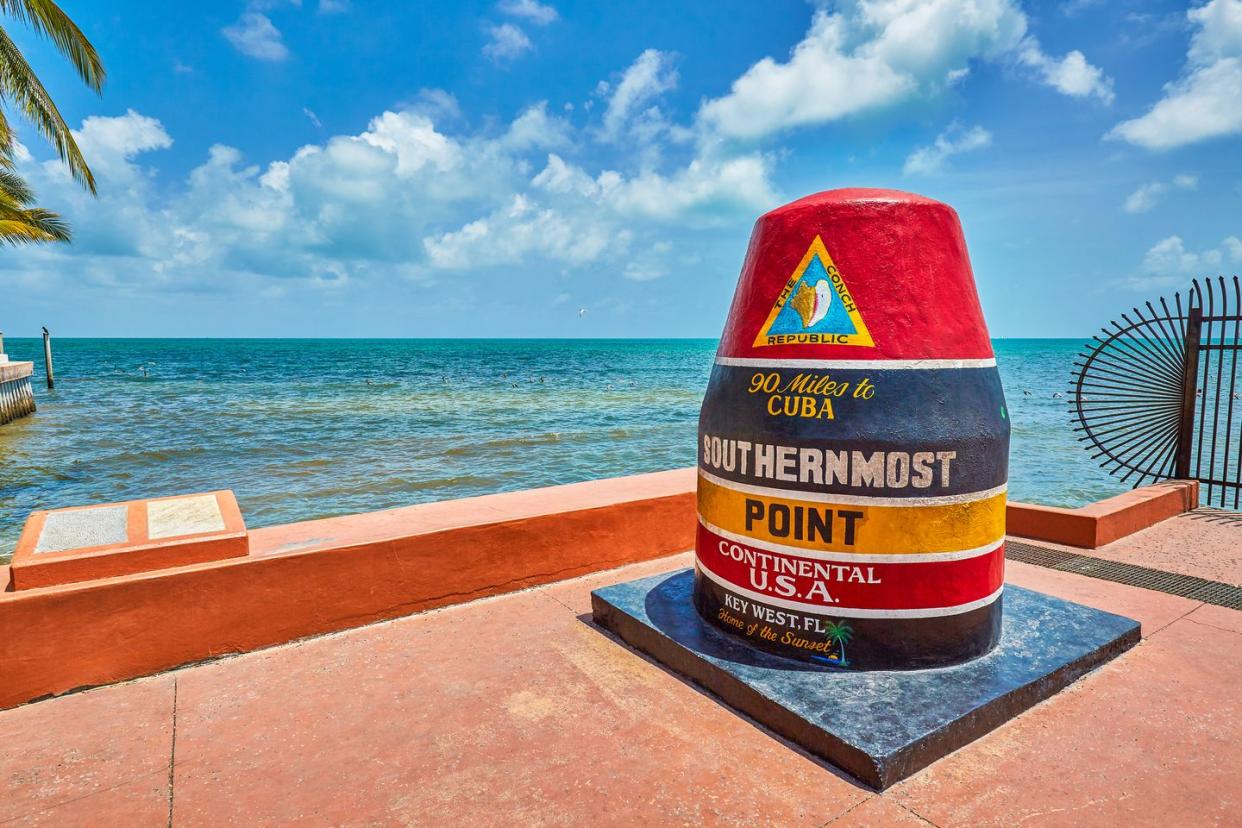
697, 468, 1007, 507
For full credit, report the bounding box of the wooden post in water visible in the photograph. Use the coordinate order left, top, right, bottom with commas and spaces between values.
42, 326, 54, 390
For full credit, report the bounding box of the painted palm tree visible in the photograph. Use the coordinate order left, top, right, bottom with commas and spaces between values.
824, 620, 854, 664
0, 0, 105, 244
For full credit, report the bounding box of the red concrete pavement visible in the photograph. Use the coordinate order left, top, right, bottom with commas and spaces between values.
1009, 506, 1242, 590
1082, 508, 1242, 585
1, 550, 1239, 826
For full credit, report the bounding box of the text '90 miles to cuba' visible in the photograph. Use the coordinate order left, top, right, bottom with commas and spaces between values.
747, 370, 873, 420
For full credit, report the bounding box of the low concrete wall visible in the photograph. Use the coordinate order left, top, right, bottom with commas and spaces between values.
1007, 480, 1199, 549
0, 469, 1197, 710
0, 469, 695, 710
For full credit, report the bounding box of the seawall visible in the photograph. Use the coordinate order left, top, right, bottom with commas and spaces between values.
0, 361, 36, 425
0, 468, 1198, 710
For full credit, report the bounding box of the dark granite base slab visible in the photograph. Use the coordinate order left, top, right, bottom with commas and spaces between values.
591, 569, 1140, 790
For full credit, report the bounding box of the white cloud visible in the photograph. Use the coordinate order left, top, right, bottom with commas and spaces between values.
531, 150, 776, 225
1123, 184, 1161, 214
501, 102, 572, 151
602, 50, 678, 141
623, 261, 666, 282
8, 95, 778, 298
1017, 41, 1114, 102
247, 0, 303, 10
424, 194, 623, 269
318, 0, 349, 13
408, 88, 462, 122
72, 110, 172, 159
532, 153, 614, 198
355, 111, 463, 178
1188, 0, 1242, 64
606, 155, 778, 224
483, 22, 533, 63
1109, 0, 1242, 150
69, 109, 173, 182
222, 12, 289, 62
903, 123, 991, 175
498, 0, 558, 25
1061, 0, 1102, 16
1123, 174, 1197, 213
1141, 234, 1242, 276
302, 107, 322, 128
697, 1, 1108, 142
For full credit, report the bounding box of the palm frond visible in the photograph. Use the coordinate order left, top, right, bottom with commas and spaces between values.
0, 207, 70, 244
0, 0, 103, 92
0, 23, 94, 192
0, 166, 34, 203
0, 147, 70, 244
0, 107, 13, 156
12, 205, 67, 239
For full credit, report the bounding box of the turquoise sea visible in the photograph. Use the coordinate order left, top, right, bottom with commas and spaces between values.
0, 339, 1126, 557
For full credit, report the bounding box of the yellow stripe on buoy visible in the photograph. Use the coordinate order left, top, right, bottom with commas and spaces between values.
697, 474, 1006, 555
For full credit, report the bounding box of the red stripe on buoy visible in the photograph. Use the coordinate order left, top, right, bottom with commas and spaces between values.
696, 522, 1003, 612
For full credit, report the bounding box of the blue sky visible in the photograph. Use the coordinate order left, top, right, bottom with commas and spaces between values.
2, 0, 1240, 337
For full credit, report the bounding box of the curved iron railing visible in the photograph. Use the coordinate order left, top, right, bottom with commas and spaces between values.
1070, 275, 1242, 509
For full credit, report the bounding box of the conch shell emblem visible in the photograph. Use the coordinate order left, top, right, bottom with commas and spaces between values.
790, 279, 833, 329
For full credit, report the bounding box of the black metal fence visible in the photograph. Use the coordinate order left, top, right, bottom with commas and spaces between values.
1070, 276, 1242, 509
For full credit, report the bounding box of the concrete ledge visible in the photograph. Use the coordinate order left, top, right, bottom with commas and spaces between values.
0, 469, 696, 710
0, 361, 33, 382
1007, 480, 1199, 549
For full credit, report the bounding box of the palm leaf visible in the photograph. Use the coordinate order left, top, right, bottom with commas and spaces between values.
0, 0, 103, 91
0, 140, 70, 244
0, 166, 34, 203
0, 23, 94, 192
13, 205, 67, 239
0, 106, 11, 155
0, 209, 70, 244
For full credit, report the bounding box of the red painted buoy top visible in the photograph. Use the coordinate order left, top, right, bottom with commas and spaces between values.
717, 188, 994, 362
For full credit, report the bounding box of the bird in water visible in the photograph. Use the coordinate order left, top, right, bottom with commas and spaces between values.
1023, 390, 1031, 396
1053, 392, 1064, 398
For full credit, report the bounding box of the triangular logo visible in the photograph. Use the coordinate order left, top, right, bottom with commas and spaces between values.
752, 236, 875, 348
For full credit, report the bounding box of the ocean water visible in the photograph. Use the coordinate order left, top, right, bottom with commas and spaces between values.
0, 338, 1125, 557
